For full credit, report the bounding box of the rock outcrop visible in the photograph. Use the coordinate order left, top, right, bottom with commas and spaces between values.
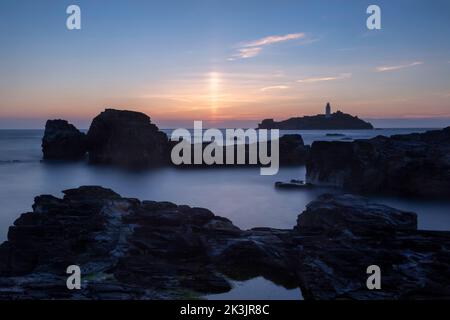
1, 188, 449, 300
87, 109, 169, 167
275, 180, 313, 189
296, 194, 417, 233
278, 134, 310, 165
258, 111, 373, 130
42, 120, 87, 160
43, 109, 310, 167
306, 127, 450, 198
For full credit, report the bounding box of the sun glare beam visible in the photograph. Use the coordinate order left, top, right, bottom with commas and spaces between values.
208, 72, 221, 117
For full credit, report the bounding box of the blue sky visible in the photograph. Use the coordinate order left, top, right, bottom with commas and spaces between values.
0, 0, 449, 128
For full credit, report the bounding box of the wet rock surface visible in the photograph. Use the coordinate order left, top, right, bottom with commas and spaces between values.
306, 127, 450, 198
42, 120, 87, 160
296, 194, 417, 233
0, 188, 449, 300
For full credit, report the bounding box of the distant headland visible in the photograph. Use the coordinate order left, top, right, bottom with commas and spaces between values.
258, 103, 374, 130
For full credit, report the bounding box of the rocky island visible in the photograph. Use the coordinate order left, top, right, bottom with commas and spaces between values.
258, 103, 373, 130
0, 187, 449, 299
42, 108, 310, 167
42, 120, 87, 160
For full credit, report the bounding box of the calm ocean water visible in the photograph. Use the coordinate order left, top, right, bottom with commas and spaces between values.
1, 128, 450, 299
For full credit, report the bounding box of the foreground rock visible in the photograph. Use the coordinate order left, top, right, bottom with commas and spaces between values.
87, 109, 169, 167
42, 120, 87, 160
296, 194, 417, 233
0, 186, 295, 299
1, 188, 449, 300
306, 127, 450, 198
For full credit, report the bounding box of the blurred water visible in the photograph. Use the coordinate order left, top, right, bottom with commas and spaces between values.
1, 128, 449, 242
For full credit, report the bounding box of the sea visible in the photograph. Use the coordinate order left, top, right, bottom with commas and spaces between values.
1, 128, 450, 300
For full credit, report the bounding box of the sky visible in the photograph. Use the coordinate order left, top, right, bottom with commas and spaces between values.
0, 0, 450, 128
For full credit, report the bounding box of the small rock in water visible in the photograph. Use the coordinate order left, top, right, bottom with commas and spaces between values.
326, 133, 346, 137
275, 180, 312, 189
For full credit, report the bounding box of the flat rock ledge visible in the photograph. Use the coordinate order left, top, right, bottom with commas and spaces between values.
0, 188, 449, 300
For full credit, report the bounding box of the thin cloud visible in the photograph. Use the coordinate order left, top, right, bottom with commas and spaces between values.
260, 85, 289, 92
297, 73, 352, 83
228, 47, 262, 60
376, 61, 423, 72
243, 33, 305, 47
229, 32, 307, 60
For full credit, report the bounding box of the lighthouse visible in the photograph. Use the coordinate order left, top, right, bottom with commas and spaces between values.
325, 102, 331, 118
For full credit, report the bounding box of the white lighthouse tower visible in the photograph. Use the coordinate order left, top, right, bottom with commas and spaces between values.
325, 102, 331, 118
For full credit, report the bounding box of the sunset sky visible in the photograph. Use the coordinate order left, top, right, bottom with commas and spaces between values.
1, 0, 450, 128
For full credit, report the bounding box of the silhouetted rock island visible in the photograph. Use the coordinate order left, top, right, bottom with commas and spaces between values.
258, 103, 373, 130
42, 120, 87, 160
0, 187, 449, 299
42, 108, 310, 167
87, 109, 169, 167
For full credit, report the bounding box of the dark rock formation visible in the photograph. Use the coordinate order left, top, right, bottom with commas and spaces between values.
43, 109, 309, 168
278, 134, 310, 165
1, 188, 450, 299
295, 194, 450, 299
258, 111, 373, 130
42, 120, 86, 160
326, 133, 346, 137
296, 194, 417, 233
306, 127, 450, 198
275, 180, 313, 189
87, 109, 169, 167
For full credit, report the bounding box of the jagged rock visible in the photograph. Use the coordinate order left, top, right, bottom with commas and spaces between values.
42, 120, 86, 160
306, 127, 450, 198
0, 189, 449, 300
87, 109, 169, 167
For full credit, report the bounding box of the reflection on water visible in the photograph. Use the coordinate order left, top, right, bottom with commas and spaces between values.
207, 277, 303, 300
